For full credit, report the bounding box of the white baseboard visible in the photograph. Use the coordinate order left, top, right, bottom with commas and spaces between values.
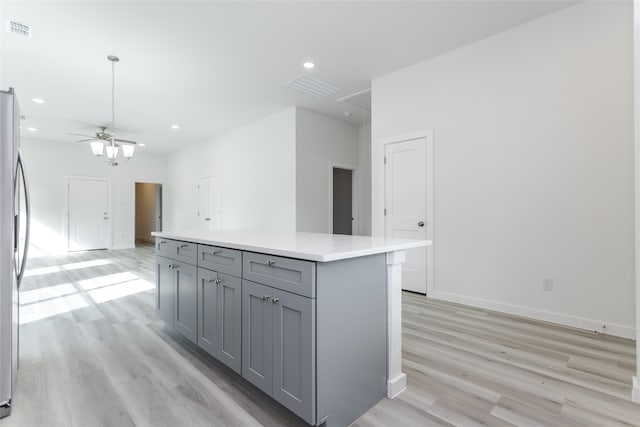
111, 244, 135, 250
429, 290, 635, 339
387, 373, 407, 399
633, 377, 640, 404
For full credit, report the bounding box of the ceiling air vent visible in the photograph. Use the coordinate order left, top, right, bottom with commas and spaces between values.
285, 75, 339, 98
6, 20, 32, 37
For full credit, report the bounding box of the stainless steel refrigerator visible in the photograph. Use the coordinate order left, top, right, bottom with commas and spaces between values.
0, 88, 30, 418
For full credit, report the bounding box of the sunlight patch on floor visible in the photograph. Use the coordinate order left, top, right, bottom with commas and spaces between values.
88, 279, 154, 303
62, 259, 112, 271
20, 294, 89, 324
78, 272, 138, 290
19, 268, 154, 324
20, 283, 76, 305
24, 265, 61, 277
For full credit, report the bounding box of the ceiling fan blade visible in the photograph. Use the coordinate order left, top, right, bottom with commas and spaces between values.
113, 138, 138, 144
75, 139, 98, 143
68, 132, 96, 138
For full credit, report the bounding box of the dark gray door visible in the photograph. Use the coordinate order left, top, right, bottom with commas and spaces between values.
197, 267, 219, 357
155, 184, 162, 231
332, 168, 352, 235
156, 256, 174, 326
174, 262, 197, 344
217, 273, 242, 374
272, 290, 316, 424
242, 280, 273, 395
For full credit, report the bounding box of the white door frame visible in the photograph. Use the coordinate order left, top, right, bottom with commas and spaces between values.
382, 130, 434, 294
64, 176, 112, 251
328, 162, 358, 235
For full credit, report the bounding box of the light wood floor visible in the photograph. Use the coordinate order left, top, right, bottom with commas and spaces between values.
1, 245, 639, 427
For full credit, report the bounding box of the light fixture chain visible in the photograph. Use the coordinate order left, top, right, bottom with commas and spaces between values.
112, 57, 115, 145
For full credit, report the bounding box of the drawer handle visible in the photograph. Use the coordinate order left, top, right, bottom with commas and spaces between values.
179, 243, 189, 248
167, 264, 177, 270
159, 240, 167, 245
261, 295, 270, 300
204, 250, 222, 256
215, 278, 222, 285
271, 297, 279, 304
167, 264, 172, 269
267, 259, 275, 266
207, 277, 216, 283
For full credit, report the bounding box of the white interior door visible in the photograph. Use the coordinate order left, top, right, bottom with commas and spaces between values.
198, 175, 221, 230
68, 178, 109, 251
385, 138, 428, 294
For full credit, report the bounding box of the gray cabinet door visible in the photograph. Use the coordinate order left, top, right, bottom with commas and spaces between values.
217, 273, 242, 374
272, 290, 316, 425
197, 267, 219, 358
242, 280, 273, 395
156, 256, 174, 327
174, 262, 198, 344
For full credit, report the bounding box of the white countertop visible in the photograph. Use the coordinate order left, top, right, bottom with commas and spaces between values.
151, 230, 430, 262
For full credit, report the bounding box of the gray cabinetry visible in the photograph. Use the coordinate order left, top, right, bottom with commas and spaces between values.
173, 262, 197, 344
197, 268, 242, 374
198, 245, 242, 277
243, 252, 315, 297
242, 280, 273, 394
155, 236, 387, 427
242, 279, 315, 424
272, 288, 315, 423
155, 241, 198, 345
155, 256, 174, 326
156, 238, 197, 265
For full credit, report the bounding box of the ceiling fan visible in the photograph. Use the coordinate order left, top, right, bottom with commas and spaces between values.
70, 55, 138, 166
70, 126, 137, 145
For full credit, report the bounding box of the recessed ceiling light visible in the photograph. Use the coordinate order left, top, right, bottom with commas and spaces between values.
171, 124, 180, 130
139, 143, 146, 147
26, 127, 37, 132
32, 97, 45, 104
303, 61, 315, 69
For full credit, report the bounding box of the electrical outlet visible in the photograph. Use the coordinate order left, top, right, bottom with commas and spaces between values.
543, 278, 554, 291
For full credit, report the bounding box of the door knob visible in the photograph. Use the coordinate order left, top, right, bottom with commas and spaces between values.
418, 221, 425, 227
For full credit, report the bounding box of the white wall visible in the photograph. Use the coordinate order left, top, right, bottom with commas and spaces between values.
358, 123, 372, 236
21, 137, 167, 253
296, 108, 360, 234
372, 2, 635, 337
166, 108, 296, 232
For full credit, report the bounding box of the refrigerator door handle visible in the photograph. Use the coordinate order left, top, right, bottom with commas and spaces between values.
14, 149, 30, 289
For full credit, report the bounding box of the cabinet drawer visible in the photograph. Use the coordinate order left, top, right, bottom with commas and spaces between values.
243, 253, 315, 298
156, 238, 178, 259
156, 238, 197, 265
198, 245, 242, 277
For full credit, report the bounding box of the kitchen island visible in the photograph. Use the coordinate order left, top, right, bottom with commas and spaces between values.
151, 230, 429, 427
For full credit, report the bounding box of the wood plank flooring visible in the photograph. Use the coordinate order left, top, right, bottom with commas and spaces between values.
1, 246, 639, 427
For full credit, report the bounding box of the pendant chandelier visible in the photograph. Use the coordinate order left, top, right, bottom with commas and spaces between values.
89, 55, 136, 166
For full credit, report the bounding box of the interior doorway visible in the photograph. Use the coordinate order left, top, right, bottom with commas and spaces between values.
331, 166, 356, 235
66, 176, 111, 251
135, 182, 163, 246
198, 174, 222, 231
383, 131, 434, 295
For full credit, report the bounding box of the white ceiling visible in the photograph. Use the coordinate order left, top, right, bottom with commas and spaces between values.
0, 1, 575, 153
